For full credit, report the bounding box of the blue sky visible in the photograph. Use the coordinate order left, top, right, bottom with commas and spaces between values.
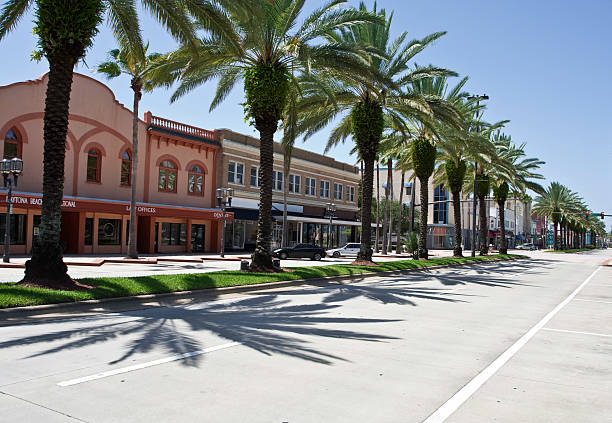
1, 0, 611, 229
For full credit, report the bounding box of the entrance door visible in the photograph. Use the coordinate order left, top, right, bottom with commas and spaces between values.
233, 220, 245, 249
191, 224, 205, 252
60, 212, 80, 254
154, 222, 159, 253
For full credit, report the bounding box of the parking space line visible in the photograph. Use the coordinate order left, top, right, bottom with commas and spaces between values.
574, 299, 612, 305
57, 341, 242, 387
542, 328, 612, 338
422, 266, 601, 423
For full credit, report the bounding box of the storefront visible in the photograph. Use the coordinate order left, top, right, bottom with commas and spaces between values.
0, 192, 232, 255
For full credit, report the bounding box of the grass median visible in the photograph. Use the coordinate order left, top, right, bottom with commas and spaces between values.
549, 248, 600, 253
0, 254, 525, 309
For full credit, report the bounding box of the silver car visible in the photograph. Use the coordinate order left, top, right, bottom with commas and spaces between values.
516, 242, 536, 250
327, 243, 362, 258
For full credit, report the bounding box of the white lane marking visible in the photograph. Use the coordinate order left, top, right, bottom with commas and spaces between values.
574, 299, 612, 305
57, 341, 242, 387
422, 266, 602, 423
542, 328, 612, 338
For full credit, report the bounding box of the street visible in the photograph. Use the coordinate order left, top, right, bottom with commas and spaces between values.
0, 250, 610, 422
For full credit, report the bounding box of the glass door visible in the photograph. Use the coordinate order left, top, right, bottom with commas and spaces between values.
191, 224, 205, 252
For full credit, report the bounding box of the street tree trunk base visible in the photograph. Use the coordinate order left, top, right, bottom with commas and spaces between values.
21, 242, 84, 290
453, 246, 463, 258
499, 248, 507, 254
418, 248, 428, 259
249, 250, 281, 273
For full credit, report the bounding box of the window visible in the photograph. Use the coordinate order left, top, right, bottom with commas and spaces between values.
188, 165, 204, 195
98, 218, 121, 245
347, 186, 355, 202
0, 214, 26, 245
289, 174, 301, 193
86, 149, 101, 182
228, 161, 244, 185
161, 222, 187, 245
320, 180, 330, 198
120, 150, 131, 186
84, 218, 93, 245
250, 166, 259, 187
334, 183, 343, 200
405, 183, 412, 196
273, 170, 283, 191
158, 160, 177, 192
3, 129, 21, 159
433, 184, 448, 224
305, 177, 316, 196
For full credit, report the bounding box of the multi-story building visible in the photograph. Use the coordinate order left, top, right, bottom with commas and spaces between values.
216, 129, 361, 250
374, 167, 532, 250
0, 73, 230, 256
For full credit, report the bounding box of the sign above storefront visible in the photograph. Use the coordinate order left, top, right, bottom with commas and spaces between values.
0, 193, 233, 221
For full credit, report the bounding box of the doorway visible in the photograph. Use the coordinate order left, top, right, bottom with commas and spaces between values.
191, 224, 205, 252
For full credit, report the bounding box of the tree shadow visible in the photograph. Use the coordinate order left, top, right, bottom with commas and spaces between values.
0, 294, 401, 366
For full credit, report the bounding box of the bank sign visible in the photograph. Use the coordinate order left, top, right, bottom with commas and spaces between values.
0, 193, 233, 221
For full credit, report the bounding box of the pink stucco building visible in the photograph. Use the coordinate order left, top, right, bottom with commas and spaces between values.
0, 73, 231, 255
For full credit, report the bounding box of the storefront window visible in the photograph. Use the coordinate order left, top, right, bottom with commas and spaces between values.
84, 218, 93, 245
98, 219, 121, 245
161, 222, 186, 245
0, 214, 26, 245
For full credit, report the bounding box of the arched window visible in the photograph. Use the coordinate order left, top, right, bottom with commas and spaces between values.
86, 149, 101, 182
3, 129, 21, 159
158, 160, 177, 192
121, 150, 132, 186
188, 165, 204, 195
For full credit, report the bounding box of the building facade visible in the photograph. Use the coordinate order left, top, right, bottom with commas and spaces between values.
0, 73, 230, 256
374, 167, 532, 250
216, 129, 361, 250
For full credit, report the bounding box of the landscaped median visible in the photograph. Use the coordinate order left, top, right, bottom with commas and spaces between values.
548, 247, 600, 253
0, 254, 525, 309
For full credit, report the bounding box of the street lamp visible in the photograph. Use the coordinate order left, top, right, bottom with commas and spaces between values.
467, 94, 489, 257
216, 187, 233, 258
326, 202, 336, 249
2, 157, 23, 263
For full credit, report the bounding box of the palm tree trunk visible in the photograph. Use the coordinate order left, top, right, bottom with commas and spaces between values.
381, 159, 391, 254
127, 82, 141, 259
478, 194, 488, 255
23, 52, 75, 285
386, 158, 393, 253
250, 118, 277, 271
418, 176, 428, 259
409, 178, 416, 233
553, 220, 559, 250
375, 161, 380, 253
281, 168, 289, 248
498, 199, 507, 254
452, 188, 462, 257
357, 152, 375, 262
396, 172, 405, 254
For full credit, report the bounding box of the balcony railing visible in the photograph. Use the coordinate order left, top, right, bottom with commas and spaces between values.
147, 113, 217, 141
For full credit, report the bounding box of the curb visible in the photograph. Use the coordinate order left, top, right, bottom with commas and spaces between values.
0, 256, 526, 316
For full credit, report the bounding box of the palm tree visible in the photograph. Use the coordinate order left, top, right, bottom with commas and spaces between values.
154, 0, 379, 271
533, 182, 582, 250
0, 0, 223, 286
97, 45, 161, 259
294, 4, 455, 262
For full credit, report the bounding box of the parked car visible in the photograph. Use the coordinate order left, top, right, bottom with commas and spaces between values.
327, 243, 365, 258
273, 244, 326, 260
516, 242, 536, 250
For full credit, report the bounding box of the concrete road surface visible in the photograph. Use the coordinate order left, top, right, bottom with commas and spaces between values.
0, 250, 610, 422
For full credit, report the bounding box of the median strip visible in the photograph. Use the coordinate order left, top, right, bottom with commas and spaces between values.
0, 254, 525, 310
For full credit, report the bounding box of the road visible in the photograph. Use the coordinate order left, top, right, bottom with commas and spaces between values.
0, 250, 610, 422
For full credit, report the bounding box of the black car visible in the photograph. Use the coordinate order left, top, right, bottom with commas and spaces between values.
273, 244, 326, 260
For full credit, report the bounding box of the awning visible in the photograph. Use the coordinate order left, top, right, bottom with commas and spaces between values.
273, 215, 361, 226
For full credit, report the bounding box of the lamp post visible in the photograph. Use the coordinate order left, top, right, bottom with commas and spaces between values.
467, 94, 489, 257
1, 157, 23, 263
326, 202, 336, 249
216, 187, 233, 258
